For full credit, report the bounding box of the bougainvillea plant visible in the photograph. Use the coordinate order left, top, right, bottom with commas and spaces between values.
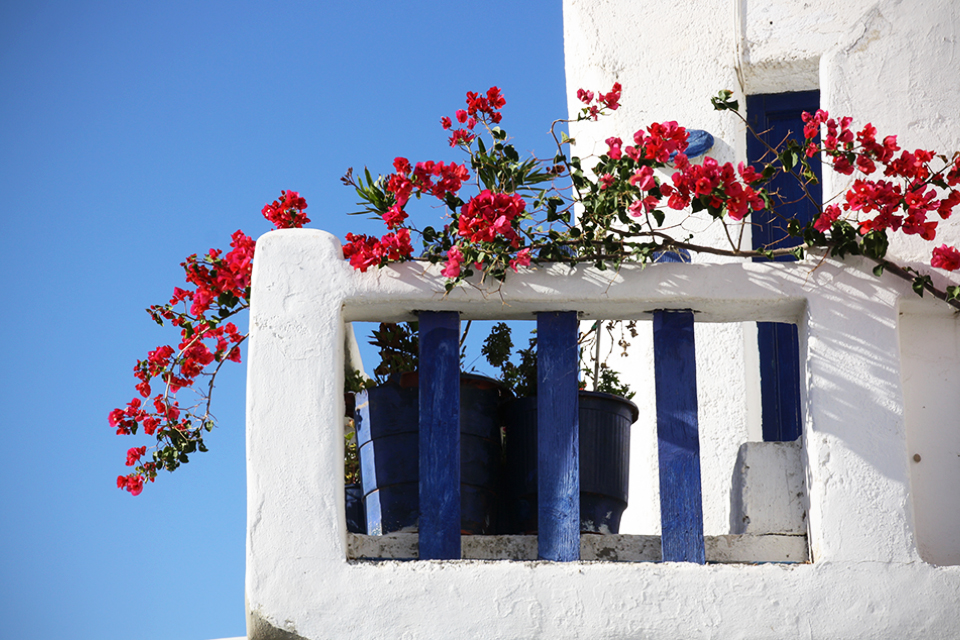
111, 191, 309, 495
114, 84, 960, 494
342, 85, 960, 307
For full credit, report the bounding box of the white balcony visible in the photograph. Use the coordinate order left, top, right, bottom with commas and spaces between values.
244, 228, 960, 640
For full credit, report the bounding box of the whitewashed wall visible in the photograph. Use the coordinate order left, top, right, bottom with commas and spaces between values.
564, 0, 960, 545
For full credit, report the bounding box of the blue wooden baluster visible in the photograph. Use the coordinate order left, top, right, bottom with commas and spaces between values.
536, 311, 580, 561
418, 311, 461, 560
653, 309, 705, 563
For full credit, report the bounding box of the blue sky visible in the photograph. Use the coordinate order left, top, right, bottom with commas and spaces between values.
0, 2, 565, 638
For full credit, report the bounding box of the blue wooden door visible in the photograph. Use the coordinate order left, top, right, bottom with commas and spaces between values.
746, 91, 821, 442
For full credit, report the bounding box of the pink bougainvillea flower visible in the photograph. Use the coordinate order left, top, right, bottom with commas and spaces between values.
117, 474, 145, 496
441, 246, 464, 279
458, 190, 526, 245
486, 86, 506, 109
605, 136, 623, 160
448, 129, 475, 147
126, 446, 147, 467
937, 190, 960, 219
737, 162, 761, 185
630, 165, 655, 191
599, 82, 622, 110
599, 173, 615, 190
510, 247, 532, 272
931, 244, 960, 271
814, 204, 842, 233
382, 204, 408, 230
261, 190, 310, 229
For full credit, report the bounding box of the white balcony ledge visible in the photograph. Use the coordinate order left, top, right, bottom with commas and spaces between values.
347, 532, 808, 563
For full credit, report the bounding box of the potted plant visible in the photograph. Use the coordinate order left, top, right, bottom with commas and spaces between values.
481, 322, 638, 534
353, 322, 510, 535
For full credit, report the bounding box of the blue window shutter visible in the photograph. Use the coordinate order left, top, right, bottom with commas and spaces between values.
747, 91, 821, 442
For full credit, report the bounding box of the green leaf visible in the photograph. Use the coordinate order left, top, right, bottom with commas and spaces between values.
861, 230, 889, 260
653, 210, 665, 227
710, 89, 739, 112
873, 263, 885, 277
786, 218, 801, 237
913, 275, 933, 297
780, 150, 795, 172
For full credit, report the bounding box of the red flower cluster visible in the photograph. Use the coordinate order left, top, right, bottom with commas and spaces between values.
261, 190, 310, 229
176, 230, 256, 317
344, 87, 536, 283
466, 86, 506, 120
661, 156, 764, 220
814, 204, 842, 233
113, 192, 310, 494
441, 245, 464, 278
932, 244, 960, 271
117, 474, 144, 496
342, 229, 414, 272
457, 190, 526, 245
635, 121, 688, 163
578, 83, 622, 120
443, 87, 506, 146
510, 247, 532, 272
801, 111, 960, 247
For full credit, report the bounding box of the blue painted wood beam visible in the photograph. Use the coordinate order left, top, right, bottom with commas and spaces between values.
653, 309, 705, 564
418, 311, 461, 560
536, 311, 580, 561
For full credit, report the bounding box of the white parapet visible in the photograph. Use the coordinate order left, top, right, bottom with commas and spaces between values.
245, 229, 960, 640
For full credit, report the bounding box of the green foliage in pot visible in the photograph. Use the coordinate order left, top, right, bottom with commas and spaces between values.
481, 321, 635, 400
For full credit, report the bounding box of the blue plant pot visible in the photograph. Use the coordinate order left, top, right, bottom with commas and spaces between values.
502, 391, 638, 534
355, 373, 507, 535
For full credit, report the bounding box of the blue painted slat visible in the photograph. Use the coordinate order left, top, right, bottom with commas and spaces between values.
536, 311, 580, 561
418, 311, 461, 560
653, 310, 705, 563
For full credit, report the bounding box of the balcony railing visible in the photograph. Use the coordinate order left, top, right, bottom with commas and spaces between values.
351, 307, 711, 563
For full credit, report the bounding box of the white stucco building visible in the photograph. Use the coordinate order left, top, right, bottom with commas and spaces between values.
236, 1, 960, 638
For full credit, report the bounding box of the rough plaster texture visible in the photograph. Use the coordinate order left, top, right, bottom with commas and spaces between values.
246, 230, 960, 639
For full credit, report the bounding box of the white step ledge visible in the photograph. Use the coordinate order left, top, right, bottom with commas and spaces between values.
347, 533, 808, 563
